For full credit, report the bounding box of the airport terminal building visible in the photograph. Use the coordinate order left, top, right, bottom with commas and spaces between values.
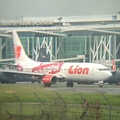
0, 14, 120, 68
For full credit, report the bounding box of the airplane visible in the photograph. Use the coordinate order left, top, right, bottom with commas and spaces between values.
105, 60, 120, 85
0, 71, 40, 84
0, 30, 113, 87
106, 71, 120, 85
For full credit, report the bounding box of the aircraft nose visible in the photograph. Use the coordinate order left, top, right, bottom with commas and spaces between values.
104, 71, 112, 81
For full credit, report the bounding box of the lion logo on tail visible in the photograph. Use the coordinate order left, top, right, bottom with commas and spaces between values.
14, 45, 22, 59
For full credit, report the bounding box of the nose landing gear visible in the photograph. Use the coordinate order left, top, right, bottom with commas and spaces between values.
99, 81, 104, 87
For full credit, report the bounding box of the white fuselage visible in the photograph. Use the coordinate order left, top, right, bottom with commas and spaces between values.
21, 62, 112, 82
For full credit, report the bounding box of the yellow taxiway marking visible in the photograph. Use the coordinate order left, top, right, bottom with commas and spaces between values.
5, 91, 14, 93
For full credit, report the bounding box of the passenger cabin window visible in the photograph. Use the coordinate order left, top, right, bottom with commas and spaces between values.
99, 68, 109, 71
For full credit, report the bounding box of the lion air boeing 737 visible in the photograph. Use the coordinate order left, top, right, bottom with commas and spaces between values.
0, 31, 113, 87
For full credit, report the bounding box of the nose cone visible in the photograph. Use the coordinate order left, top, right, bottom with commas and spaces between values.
104, 71, 113, 81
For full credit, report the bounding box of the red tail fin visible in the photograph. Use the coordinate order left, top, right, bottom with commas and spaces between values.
112, 59, 116, 71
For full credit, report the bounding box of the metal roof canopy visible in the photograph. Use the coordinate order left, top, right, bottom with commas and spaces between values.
31, 30, 66, 37
0, 34, 12, 38
51, 55, 85, 62
0, 58, 15, 62
88, 28, 120, 35
62, 28, 120, 35
6, 30, 66, 37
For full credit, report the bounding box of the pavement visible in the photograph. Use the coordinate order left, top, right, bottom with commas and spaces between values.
44, 82, 120, 94
15, 82, 120, 94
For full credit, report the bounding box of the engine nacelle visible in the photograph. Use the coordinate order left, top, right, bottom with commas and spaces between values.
42, 75, 57, 84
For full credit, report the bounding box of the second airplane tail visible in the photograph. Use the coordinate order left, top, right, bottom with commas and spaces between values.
112, 59, 116, 71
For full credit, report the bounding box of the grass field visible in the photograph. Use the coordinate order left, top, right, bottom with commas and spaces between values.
0, 83, 120, 105
0, 83, 120, 120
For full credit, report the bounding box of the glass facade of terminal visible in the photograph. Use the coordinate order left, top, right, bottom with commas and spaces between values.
2, 38, 31, 59
2, 37, 14, 59
1, 33, 120, 67
61, 36, 89, 62
2, 35, 90, 62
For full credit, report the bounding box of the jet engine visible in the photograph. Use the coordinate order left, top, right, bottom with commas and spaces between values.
42, 75, 57, 84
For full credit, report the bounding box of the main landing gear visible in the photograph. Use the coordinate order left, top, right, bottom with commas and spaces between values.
44, 84, 51, 87
66, 81, 74, 87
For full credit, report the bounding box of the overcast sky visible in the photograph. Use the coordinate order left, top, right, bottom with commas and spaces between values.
0, 0, 120, 18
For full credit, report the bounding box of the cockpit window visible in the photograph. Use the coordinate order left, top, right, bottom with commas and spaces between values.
99, 68, 109, 71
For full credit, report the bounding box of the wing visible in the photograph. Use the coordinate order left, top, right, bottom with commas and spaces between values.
0, 69, 44, 79
0, 69, 65, 79
0, 69, 65, 84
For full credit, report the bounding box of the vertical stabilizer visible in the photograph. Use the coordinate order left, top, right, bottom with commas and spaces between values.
112, 59, 116, 71
12, 30, 34, 65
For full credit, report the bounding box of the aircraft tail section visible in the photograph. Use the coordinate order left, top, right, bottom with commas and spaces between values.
112, 59, 116, 71
12, 31, 35, 65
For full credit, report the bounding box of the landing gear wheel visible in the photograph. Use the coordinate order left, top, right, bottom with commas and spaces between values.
44, 84, 47, 87
32, 81, 35, 83
38, 81, 41, 84
66, 81, 74, 87
47, 84, 51, 87
99, 83, 103, 87
66, 82, 69, 87
99, 81, 104, 87
44, 84, 51, 87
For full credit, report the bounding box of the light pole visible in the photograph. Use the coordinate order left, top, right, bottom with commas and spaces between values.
57, 17, 62, 59
57, 16, 62, 40
112, 14, 117, 60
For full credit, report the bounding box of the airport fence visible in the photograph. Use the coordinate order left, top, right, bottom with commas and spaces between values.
0, 93, 120, 120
